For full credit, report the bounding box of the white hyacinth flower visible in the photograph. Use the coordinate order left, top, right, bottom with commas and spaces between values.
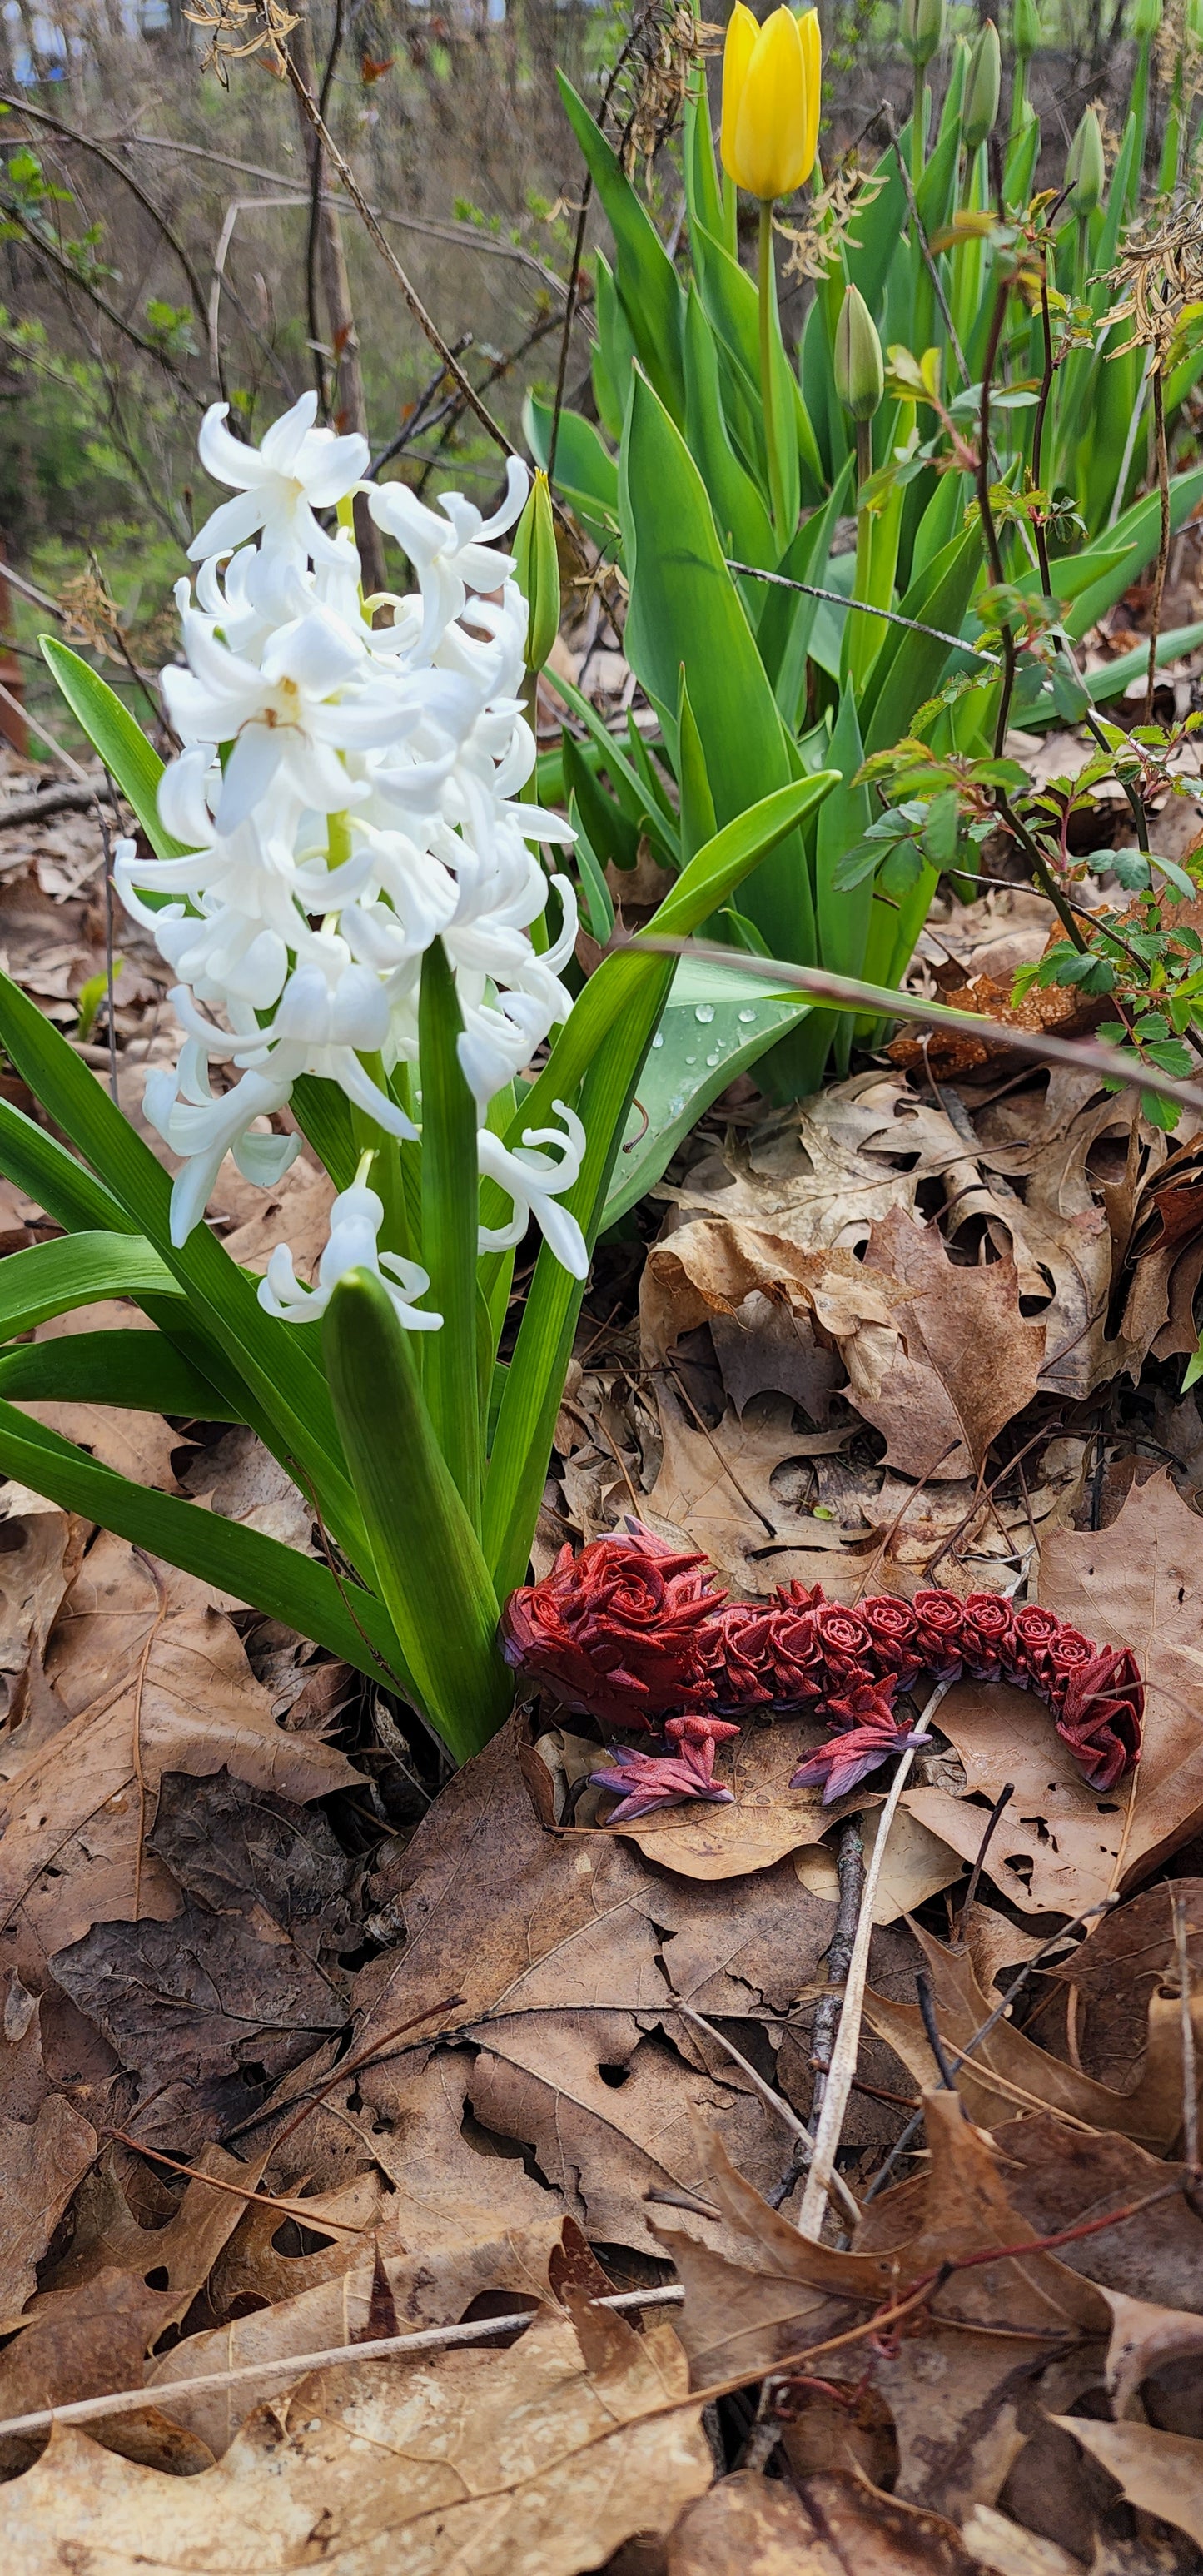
188, 390, 369, 568
128, 395, 583, 1263
477, 1102, 588, 1277
368, 457, 529, 659
258, 1159, 442, 1334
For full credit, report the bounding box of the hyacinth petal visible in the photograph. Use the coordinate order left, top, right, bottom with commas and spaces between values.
187, 485, 275, 565
302, 433, 371, 506
258, 389, 321, 475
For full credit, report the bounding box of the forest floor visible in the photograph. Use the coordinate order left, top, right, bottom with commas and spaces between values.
1, 647, 1203, 2574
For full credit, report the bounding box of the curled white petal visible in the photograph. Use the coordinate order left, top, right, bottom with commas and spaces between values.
257, 1180, 442, 1332
476, 1102, 588, 1278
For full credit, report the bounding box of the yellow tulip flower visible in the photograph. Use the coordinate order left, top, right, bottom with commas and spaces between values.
721, 4, 821, 204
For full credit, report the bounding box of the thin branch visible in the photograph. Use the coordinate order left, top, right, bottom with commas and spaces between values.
0, 2284, 689, 2444
281, 47, 514, 459
861, 1892, 1120, 2201
957, 1780, 1014, 1928
0, 93, 214, 380
1145, 363, 1172, 724
4, 206, 206, 406
797, 1676, 956, 2237
676, 1998, 861, 2230
638, 937, 1203, 1121
727, 562, 1002, 664
119, 135, 571, 299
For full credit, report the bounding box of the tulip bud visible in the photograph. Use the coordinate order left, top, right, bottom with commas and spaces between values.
721, 4, 821, 201
834, 284, 884, 424
512, 469, 559, 675
900, 0, 945, 68
1131, 0, 1161, 32
1012, 0, 1041, 58
1064, 106, 1105, 215
962, 18, 1002, 149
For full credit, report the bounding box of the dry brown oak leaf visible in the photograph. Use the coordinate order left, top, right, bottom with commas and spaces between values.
48, 1768, 360, 2151
2, 2305, 713, 2576
0, 1531, 359, 1982
0, 2085, 96, 2324
146, 2214, 569, 2459
904, 1472, 1203, 1915
0, 2140, 271, 2465
862, 2112, 1203, 2315
1051, 2418, 1203, 2552
338, 1720, 917, 2255
656, 2091, 1108, 2527
859, 1922, 1201, 2152
1036, 1877, 1203, 2088
665, 2465, 976, 2575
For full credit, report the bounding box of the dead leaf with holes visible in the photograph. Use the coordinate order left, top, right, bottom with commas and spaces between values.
902, 1474, 1203, 1916
0, 1533, 360, 1991
3, 2304, 713, 2576
658, 2091, 1107, 2524
858, 1922, 1202, 2151
149, 2212, 569, 2459
1051, 2419, 1203, 2549
301, 1723, 919, 2252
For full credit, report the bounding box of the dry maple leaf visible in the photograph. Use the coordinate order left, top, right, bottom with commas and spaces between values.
2, 2307, 713, 2576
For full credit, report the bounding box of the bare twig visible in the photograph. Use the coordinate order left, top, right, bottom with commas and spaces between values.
797, 1677, 956, 2238
0, 2285, 689, 2444
639, 938, 1203, 1123
811, 1819, 865, 2127
957, 1780, 1014, 1928
1145, 363, 1173, 724
676, 1999, 860, 2230
726, 562, 1001, 664
0, 780, 98, 827
1173, 1895, 1199, 2171
281, 47, 514, 460
2, 205, 205, 407
861, 1892, 1120, 2202
917, 1969, 960, 2090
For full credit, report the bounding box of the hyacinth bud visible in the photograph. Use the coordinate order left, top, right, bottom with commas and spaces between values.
1012, 0, 1041, 57
1065, 106, 1106, 214
834, 283, 884, 425
900, 0, 945, 68
512, 469, 559, 675
962, 18, 1002, 149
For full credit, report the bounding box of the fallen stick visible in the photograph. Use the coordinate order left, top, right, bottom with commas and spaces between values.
797, 1678, 955, 2239
0, 2284, 687, 2443
0, 781, 102, 828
